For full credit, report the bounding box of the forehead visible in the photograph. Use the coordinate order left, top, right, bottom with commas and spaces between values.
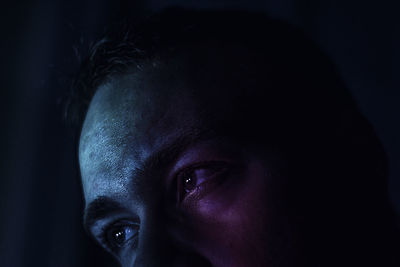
78, 44, 272, 205
79, 70, 206, 204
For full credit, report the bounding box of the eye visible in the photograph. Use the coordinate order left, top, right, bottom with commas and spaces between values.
176, 162, 230, 201
104, 221, 139, 250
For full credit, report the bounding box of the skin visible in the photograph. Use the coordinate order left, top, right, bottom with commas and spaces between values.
79, 55, 304, 266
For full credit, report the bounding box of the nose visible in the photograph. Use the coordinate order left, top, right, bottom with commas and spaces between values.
132, 209, 212, 267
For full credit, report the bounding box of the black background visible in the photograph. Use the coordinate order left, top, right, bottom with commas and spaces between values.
1, 1, 399, 266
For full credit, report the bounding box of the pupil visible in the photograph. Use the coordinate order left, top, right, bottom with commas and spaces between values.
113, 229, 125, 245
184, 175, 196, 192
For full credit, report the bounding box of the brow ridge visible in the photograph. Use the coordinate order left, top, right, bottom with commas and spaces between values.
83, 196, 125, 233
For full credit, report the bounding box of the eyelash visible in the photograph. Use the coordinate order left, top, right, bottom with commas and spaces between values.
100, 219, 139, 253
174, 161, 230, 202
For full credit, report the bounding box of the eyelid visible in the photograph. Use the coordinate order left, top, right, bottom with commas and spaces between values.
174, 160, 230, 181
166, 139, 243, 180
177, 160, 227, 172
173, 160, 231, 202
96, 218, 140, 252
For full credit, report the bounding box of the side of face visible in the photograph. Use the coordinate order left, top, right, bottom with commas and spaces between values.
79, 54, 302, 266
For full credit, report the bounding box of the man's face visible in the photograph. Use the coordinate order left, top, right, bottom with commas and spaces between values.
79, 60, 300, 266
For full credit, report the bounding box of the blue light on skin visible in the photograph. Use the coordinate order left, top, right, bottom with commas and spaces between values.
79, 55, 301, 266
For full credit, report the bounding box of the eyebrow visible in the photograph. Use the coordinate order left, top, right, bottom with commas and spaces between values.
129, 129, 216, 189
83, 196, 126, 233
83, 129, 217, 232
82, 142, 192, 235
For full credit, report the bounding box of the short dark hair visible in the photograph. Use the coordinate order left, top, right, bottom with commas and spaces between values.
66, 8, 351, 135
68, 8, 399, 265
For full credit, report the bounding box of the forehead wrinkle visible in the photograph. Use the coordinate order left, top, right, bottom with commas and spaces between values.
79, 82, 146, 199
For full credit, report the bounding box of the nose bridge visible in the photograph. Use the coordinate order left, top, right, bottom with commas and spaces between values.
133, 199, 175, 267
130, 170, 211, 266
133, 206, 213, 267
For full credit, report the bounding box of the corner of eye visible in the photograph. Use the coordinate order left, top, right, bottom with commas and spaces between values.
88, 221, 106, 238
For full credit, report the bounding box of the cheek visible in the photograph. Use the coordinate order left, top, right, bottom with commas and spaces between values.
186, 160, 278, 266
